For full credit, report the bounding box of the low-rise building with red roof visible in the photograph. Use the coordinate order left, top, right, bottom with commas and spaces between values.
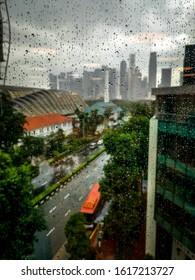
23, 113, 73, 137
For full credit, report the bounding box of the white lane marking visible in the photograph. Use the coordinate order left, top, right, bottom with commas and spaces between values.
64, 193, 70, 199
79, 196, 83, 201
89, 184, 93, 189
65, 210, 71, 217
86, 175, 89, 179
49, 206, 56, 213
46, 227, 55, 237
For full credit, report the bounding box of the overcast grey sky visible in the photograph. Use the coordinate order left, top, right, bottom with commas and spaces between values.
5, 0, 195, 88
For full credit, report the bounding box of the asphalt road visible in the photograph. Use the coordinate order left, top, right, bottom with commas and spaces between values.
32, 151, 110, 260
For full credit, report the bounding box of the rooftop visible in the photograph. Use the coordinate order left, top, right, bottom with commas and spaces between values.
24, 113, 72, 131
85, 101, 123, 115
152, 84, 195, 96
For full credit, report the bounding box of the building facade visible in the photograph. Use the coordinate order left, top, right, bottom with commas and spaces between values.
148, 52, 157, 94
120, 60, 128, 100
183, 44, 195, 85
48, 73, 57, 90
146, 85, 195, 260
128, 54, 136, 100
160, 68, 172, 88
24, 113, 73, 137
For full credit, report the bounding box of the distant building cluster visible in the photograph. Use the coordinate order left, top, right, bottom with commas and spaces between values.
49, 66, 120, 101
48, 50, 182, 102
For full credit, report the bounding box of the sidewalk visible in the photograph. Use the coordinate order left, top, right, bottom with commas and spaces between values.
91, 222, 146, 260
52, 243, 69, 260
52, 222, 146, 260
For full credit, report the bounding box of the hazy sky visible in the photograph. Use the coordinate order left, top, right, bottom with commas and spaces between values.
5, 0, 195, 88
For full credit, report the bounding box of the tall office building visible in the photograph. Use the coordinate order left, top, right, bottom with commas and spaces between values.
183, 44, 195, 85
128, 54, 136, 100
49, 73, 57, 89
134, 67, 142, 100
148, 52, 157, 93
109, 68, 118, 100
160, 68, 172, 87
104, 70, 109, 102
141, 76, 148, 98
146, 85, 195, 260
120, 60, 128, 100
58, 72, 66, 90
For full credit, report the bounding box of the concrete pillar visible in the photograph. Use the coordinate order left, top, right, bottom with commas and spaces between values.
145, 117, 158, 258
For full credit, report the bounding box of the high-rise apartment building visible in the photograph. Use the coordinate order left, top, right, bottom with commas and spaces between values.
148, 52, 157, 93
183, 44, 195, 85
146, 85, 195, 260
160, 68, 172, 88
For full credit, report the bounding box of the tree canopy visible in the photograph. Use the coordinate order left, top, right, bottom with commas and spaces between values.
99, 110, 149, 258
64, 212, 95, 260
0, 151, 46, 259
75, 108, 103, 137
0, 95, 25, 151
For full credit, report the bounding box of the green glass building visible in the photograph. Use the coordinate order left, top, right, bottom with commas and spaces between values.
146, 85, 195, 260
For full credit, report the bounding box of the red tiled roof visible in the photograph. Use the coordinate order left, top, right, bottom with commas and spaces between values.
24, 113, 72, 131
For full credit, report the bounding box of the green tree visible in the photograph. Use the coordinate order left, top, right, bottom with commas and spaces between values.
0, 151, 46, 259
103, 193, 145, 259
0, 94, 26, 151
21, 136, 44, 159
130, 102, 155, 118
100, 117, 148, 258
46, 129, 65, 157
122, 116, 149, 175
103, 107, 113, 127
64, 212, 96, 260
75, 108, 103, 137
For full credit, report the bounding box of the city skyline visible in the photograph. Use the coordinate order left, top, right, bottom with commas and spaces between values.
4, 0, 195, 88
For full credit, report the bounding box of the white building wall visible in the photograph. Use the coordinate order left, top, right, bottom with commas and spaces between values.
28, 121, 73, 137
172, 238, 195, 260
145, 117, 158, 258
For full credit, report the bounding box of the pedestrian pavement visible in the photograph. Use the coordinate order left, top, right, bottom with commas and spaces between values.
52, 222, 145, 260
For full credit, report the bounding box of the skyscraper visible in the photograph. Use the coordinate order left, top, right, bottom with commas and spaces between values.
160, 68, 172, 87
128, 54, 136, 100
148, 52, 157, 93
49, 73, 57, 89
109, 68, 118, 100
58, 72, 66, 90
120, 60, 127, 100
104, 70, 109, 102
183, 44, 195, 85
